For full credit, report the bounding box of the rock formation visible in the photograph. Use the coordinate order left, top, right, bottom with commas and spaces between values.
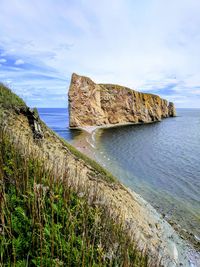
168, 102, 176, 117
1, 84, 198, 266
68, 73, 176, 128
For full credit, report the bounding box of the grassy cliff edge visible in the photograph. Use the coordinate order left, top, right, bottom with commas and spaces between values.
0, 84, 149, 266
0, 84, 197, 266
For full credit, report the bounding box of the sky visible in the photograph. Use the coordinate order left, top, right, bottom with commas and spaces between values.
0, 0, 200, 108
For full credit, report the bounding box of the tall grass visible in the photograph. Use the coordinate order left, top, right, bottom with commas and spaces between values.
0, 126, 149, 267
0, 83, 26, 110
0, 83, 116, 184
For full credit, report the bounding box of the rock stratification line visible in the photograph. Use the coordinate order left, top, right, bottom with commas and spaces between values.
68, 73, 176, 128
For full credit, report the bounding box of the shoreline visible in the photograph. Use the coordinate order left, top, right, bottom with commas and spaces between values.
3, 97, 199, 266
70, 120, 161, 134
69, 114, 178, 134
71, 127, 200, 266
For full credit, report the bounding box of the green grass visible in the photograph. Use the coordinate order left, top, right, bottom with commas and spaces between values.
53, 132, 117, 184
63, 141, 117, 183
40, 120, 117, 184
0, 128, 149, 267
0, 83, 26, 110
0, 83, 116, 184
38, 120, 117, 184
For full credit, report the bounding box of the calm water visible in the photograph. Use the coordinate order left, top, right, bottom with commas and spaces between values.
38, 108, 80, 140
38, 108, 200, 241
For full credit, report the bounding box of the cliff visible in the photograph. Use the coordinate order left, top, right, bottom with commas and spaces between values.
0, 84, 198, 266
68, 73, 176, 128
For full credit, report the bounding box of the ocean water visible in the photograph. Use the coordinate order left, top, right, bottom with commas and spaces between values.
38, 108, 200, 244
38, 108, 80, 140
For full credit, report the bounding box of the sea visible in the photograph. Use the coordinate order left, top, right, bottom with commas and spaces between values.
38, 108, 200, 246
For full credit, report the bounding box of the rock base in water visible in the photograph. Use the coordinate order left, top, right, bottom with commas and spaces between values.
68, 73, 176, 128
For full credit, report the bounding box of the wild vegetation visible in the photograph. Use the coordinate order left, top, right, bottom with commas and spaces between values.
0, 83, 26, 110
0, 127, 149, 267
0, 83, 150, 266
0, 83, 116, 184
52, 134, 117, 184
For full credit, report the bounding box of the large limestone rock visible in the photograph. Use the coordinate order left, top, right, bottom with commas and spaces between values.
168, 102, 176, 117
68, 73, 176, 128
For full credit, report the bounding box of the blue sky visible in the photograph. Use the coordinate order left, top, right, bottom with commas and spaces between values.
0, 0, 200, 108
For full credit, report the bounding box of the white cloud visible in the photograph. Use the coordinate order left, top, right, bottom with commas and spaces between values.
190, 89, 200, 95
15, 59, 24, 65
0, 0, 200, 107
0, 58, 7, 63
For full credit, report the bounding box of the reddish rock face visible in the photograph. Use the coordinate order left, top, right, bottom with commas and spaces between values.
68, 73, 176, 128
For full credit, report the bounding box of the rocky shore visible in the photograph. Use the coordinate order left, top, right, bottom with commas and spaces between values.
71, 125, 200, 252
70, 128, 200, 267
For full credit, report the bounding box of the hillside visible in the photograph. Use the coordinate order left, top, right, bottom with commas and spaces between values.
0, 83, 195, 266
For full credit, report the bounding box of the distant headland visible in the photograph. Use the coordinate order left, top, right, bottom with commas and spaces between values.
68, 73, 176, 129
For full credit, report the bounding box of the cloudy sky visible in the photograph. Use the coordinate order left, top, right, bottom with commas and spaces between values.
0, 0, 200, 107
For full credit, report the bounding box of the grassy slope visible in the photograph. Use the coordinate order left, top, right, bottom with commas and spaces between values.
41, 123, 117, 184
0, 83, 116, 184
0, 84, 149, 266
0, 83, 26, 109
0, 130, 149, 266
